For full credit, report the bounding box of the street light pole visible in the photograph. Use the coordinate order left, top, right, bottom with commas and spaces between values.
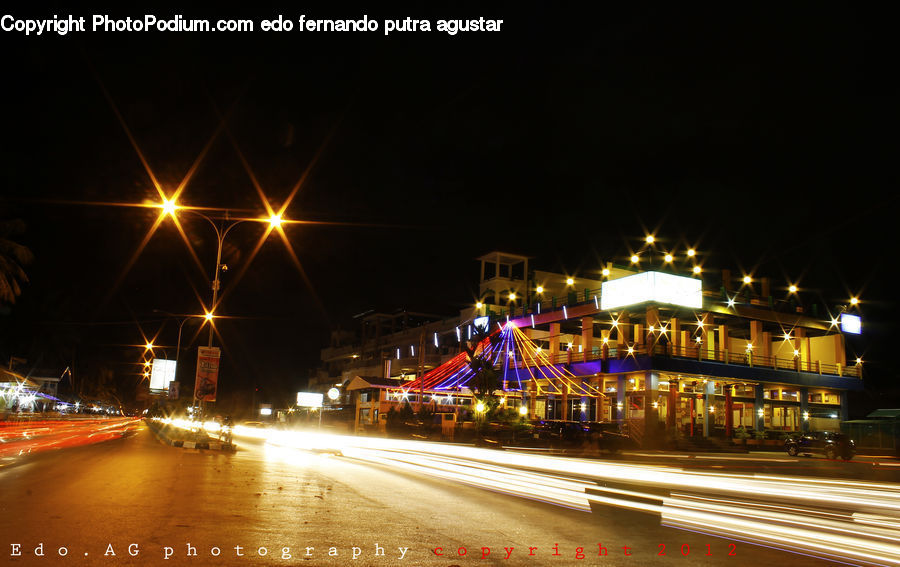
158, 202, 284, 419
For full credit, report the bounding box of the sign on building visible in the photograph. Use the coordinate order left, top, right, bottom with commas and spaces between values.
601, 271, 702, 310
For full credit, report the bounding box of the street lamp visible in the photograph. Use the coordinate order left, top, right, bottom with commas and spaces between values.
159, 203, 284, 415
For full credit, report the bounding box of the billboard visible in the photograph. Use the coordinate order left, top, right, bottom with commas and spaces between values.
601, 271, 702, 310
193, 346, 221, 402
296, 392, 324, 408
149, 358, 177, 392
841, 314, 861, 334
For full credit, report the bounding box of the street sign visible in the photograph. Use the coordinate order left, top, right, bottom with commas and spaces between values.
193, 346, 221, 402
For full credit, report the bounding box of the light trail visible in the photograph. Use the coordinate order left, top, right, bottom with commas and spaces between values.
0, 418, 140, 458
157, 421, 900, 565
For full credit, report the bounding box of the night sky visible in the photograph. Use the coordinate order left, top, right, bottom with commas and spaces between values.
1, 4, 897, 411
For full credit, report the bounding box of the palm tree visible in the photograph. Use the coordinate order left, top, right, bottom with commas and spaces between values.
0, 217, 33, 305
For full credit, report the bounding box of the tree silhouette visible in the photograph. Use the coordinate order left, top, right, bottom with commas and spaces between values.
0, 216, 34, 305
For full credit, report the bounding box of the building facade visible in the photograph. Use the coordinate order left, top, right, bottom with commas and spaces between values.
314, 250, 864, 443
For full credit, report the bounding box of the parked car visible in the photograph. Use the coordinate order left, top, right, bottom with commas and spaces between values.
784, 431, 855, 460
585, 421, 631, 453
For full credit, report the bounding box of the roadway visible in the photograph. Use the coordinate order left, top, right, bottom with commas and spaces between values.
1, 422, 896, 566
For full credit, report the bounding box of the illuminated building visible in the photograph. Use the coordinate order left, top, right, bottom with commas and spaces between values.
316, 250, 864, 443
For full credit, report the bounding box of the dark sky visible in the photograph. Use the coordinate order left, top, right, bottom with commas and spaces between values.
1, 3, 898, 409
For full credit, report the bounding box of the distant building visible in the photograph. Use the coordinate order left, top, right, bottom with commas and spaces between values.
313, 250, 865, 442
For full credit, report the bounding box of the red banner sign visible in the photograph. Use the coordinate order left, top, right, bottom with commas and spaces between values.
193, 346, 221, 402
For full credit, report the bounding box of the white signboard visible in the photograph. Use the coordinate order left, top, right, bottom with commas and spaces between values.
601, 271, 702, 310
149, 358, 177, 391
296, 392, 324, 408
840, 314, 861, 334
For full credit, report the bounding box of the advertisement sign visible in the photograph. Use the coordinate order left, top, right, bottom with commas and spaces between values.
167, 381, 179, 400
193, 346, 221, 402
296, 391, 324, 408
149, 358, 177, 392
601, 271, 703, 310
840, 314, 861, 334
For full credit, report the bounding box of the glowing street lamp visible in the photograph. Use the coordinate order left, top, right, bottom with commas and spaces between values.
161, 199, 178, 216
268, 213, 283, 228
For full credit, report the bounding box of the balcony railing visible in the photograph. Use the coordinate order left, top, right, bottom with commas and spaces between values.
503, 342, 860, 378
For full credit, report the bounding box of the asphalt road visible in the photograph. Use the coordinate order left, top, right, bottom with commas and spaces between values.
0, 424, 884, 566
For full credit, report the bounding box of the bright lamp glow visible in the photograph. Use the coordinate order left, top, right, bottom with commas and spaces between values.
508, 292, 517, 301
536, 286, 544, 294
601, 268, 610, 276
475, 402, 486, 413
743, 275, 752, 284
268, 214, 283, 228
161, 199, 177, 216
145, 342, 154, 350
664, 254, 673, 263
566, 278, 574, 286
686, 249, 696, 257
788, 284, 798, 293
519, 406, 528, 416
693, 266, 702, 274
850, 297, 859, 305
630, 255, 640, 264
204, 312, 214, 321
645, 235, 655, 244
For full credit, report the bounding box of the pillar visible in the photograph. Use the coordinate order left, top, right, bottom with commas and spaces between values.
832, 333, 846, 367
718, 324, 729, 362
800, 387, 809, 433
840, 391, 849, 422
617, 312, 631, 348
750, 320, 763, 354
667, 379, 677, 430
725, 385, 733, 437
616, 375, 626, 423
529, 379, 537, 419
795, 328, 808, 371
634, 324, 644, 346
579, 376, 588, 422
703, 380, 715, 437
680, 330, 691, 356
670, 318, 680, 355
581, 316, 593, 363
549, 322, 560, 362
645, 306, 660, 352
755, 385, 765, 431
644, 372, 659, 445
600, 329, 610, 360
761, 331, 772, 364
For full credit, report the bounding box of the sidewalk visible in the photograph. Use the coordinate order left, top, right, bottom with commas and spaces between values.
145, 419, 233, 451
